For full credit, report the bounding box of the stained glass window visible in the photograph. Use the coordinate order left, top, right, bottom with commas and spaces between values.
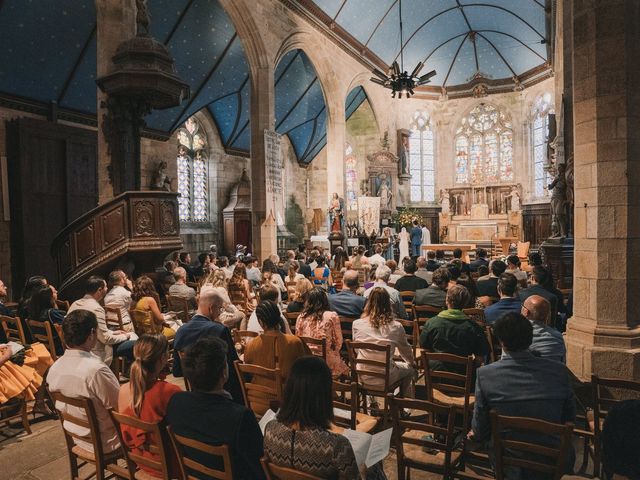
409, 111, 436, 203
455, 104, 513, 184
176, 117, 209, 222
532, 93, 554, 197
344, 143, 358, 211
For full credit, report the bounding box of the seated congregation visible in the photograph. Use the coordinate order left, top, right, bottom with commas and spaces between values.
1, 246, 639, 480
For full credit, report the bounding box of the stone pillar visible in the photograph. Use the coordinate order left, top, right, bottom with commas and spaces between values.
326, 106, 346, 200
96, 0, 136, 204
250, 65, 276, 260
565, 0, 640, 381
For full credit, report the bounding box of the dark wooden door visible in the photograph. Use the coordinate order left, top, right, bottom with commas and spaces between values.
7, 118, 97, 291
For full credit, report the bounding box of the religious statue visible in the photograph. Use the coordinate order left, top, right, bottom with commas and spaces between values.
398, 134, 409, 175
151, 161, 172, 191
548, 163, 568, 238
135, 0, 150, 36
328, 192, 345, 233
439, 189, 450, 214
377, 175, 393, 210
506, 185, 521, 212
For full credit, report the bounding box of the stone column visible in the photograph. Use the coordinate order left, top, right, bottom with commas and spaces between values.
326, 105, 346, 199
565, 0, 640, 381
250, 65, 277, 260
95, 0, 136, 203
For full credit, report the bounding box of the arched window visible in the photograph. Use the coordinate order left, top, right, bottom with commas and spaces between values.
531, 93, 554, 197
176, 117, 209, 222
455, 104, 513, 184
344, 143, 358, 211
409, 111, 435, 202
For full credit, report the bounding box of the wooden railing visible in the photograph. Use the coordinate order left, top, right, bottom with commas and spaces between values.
51, 191, 183, 298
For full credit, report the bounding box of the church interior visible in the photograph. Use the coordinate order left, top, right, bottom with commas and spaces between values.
1, 0, 639, 479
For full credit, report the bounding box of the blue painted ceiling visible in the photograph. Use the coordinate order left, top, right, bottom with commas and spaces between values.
309, 0, 549, 87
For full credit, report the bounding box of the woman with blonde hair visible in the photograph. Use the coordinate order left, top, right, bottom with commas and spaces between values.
352, 287, 416, 398
118, 334, 181, 478
201, 268, 228, 290
286, 278, 313, 313
228, 262, 256, 314
131, 276, 176, 339
286, 262, 305, 284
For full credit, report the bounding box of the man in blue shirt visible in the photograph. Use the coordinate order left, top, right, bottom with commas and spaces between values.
522, 294, 566, 363
483, 273, 521, 325
328, 270, 366, 318
410, 220, 423, 257
172, 288, 242, 402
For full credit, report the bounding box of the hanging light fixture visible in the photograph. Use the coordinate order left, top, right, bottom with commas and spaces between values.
370, 0, 436, 98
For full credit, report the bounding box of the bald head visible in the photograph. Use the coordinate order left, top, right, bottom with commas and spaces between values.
522, 295, 550, 324
343, 269, 359, 291
197, 288, 225, 318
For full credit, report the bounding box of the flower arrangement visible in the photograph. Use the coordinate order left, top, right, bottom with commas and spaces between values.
394, 206, 424, 228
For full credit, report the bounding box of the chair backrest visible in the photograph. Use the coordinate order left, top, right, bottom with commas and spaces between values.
49, 391, 109, 463
399, 291, 416, 319
167, 295, 190, 324
490, 411, 574, 480
167, 425, 233, 480
283, 312, 299, 332
234, 360, 282, 418
422, 351, 474, 430
338, 316, 358, 343
261, 458, 324, 480
104, 304, 124, 331
462, 308, 486, 325
26, 318, 59, 360
54, 323, 67, 350
1, 314, 26, 344
413, 305, 443, 327
346, 340, 393, 394
591, 375, 640, 439
299, 336, 326, 361
130, 308, 163, 335
389, 395, 458, 469
485, 325, 501, 363
517, 241, 530, 260
332, 380, 358, 430
108, 409, 171, 480
396, 318, 418, 362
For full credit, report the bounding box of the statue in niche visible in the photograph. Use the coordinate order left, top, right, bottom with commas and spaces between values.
151, 161, 172, 191
328, 192, 345, 233
398, 134, 409, 175
377, 174, 392, 210
506, 185, 521, 212
439, 189, 450, 214
548, 163, 568, 238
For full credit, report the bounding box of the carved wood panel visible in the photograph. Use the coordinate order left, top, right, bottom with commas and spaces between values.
160, 200, 177, 235
74, 223, 96, 265
522, 203, 551, 248
133, 200, 155, 236
102, 204, 126, 248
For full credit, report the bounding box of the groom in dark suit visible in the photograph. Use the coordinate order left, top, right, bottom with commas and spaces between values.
410, 219, 423, 257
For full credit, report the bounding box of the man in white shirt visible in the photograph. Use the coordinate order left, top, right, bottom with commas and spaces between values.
421, 224, 431, 251
368, 245, 386, 269
47, 309, 121, 454
67, 276, 135, 365
363, 265, 407, 319
103, 270, 135, 333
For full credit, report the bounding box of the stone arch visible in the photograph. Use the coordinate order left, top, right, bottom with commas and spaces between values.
344, 72, 384, 137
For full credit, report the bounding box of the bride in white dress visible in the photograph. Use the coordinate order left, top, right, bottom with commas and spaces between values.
398, 227, 410, 264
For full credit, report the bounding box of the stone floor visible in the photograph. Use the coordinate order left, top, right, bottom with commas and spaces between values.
0, 375, 595, 480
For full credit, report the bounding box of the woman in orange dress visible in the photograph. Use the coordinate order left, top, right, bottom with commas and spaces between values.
118, 334, 181, 478
295, 288, 348, 378
0, 343, 49, 404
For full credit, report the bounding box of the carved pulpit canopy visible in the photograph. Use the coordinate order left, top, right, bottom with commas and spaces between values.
367, 149, 398, 165
223, 169, 251, 212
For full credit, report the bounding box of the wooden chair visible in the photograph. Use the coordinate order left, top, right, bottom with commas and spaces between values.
490, 411, 574, 480
261, 458, 323, 480
346, 341, 403, 427
231, 329, 259, 357
399, 291, 416, 319
26, 318, 60, 360
54, 323, 67, 349
422, 352, 475, 434
0, 396, 31, 436
108, 409, 172, 480
234, 361, 282, 419
49, 391, 128, 480
285, 281, 297, 299
283, 311, 299, 333
332, 380, 378, 434
166, 295, 190, 324
299, 336, 326, 361
413, 305, 443, 329
167, 425, 233, 480
104, 304, 124, 331
587, 375, 640, 477
485, 325, 501, 363
462, 307, 486, 326
338, 316, 358, 343
396, 318, 419, 364
1, 314, 26, 344
389, 395, 464, 480
130, 308, 163, 336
